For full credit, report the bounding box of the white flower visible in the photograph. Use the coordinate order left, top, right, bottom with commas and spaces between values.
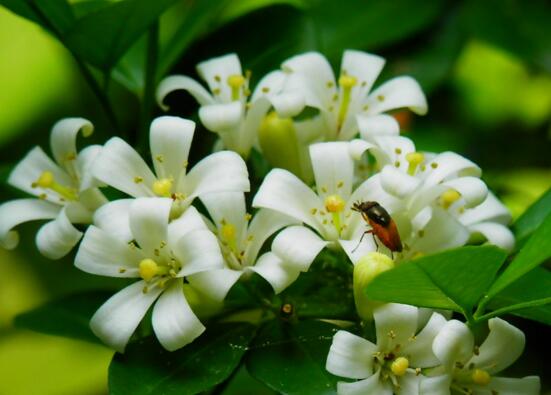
326, 303, 448, 394
253, 141, 396, 264
156, 54, 303, 157
429, 318, 540, 395
279, 50, 427, 142
75, 197, 223, 352
187, 191, 323, 298
0, 118, 106, 259
92, 116, 250, 219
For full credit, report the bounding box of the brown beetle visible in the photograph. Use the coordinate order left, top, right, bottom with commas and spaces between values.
352, 201, 403, 253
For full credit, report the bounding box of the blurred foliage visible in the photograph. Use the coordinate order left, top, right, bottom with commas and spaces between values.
0, 0, 550, 393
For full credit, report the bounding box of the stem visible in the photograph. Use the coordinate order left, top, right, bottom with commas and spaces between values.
475, 297, 551, 322
137, 21, 159, 150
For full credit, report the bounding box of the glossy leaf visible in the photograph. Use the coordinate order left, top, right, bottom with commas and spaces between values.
246, 320, 339, 395
513, 187, 551, 243
108, 323, 257, 395
14, 291, 112, 344
366, 246, 508, 314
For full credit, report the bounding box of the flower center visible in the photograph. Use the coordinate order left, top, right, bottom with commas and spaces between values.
405, 152, 424, 175
324, 194, 346, 235
471, 368, 491, 386
137, 251, 181, 293
219, 219, 246, 270
390, 356, 409, 377
374, 349, 412, 389
152, 178, 173, 197
441, 189, 461, 209
227, 74, 245, 101
32, 171, 78, 201
337, 74, 357, 131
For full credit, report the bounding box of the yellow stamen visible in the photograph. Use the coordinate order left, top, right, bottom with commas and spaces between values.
152, 178, 173, 197
337, 74, 357, 131
221, 222, 238, 253
406, 152, 424, 175
35, 171, 54, 188
390, 357, 409, 377
32, 171, 78, 201
472, 369, 491, 386
324, 194, 345, 213
139, 259, 159, 281
227, 74, 245, 101
441, 189, 461, 209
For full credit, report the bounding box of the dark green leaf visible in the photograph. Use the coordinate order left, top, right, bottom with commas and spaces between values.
109, 323, 257, 395
366, 246, 508, 314
487, 214, 551, 299
246, 320, 339, 395
0, 0, 75, 34
513, 187, 551, 243
14, 291, 111, 344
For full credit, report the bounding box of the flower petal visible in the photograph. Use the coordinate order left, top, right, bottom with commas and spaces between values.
50, 117, 93, 169
36, 208, 83, 259
365, 76, 427, 115
310, 142, 354, 199
173, 229, 223, 277
90, 280, 162, 352
326, 330, 377, 379
468, 222, 515, 252
423, 152, 481, 188
356, 114, 400, 140
0, 199, 59, 249
128, 197, 171, 256
196, 53, 242, 103
337, 370, 392, 395
200, 191, 247, 242
156, 75, 214, 110
442, 177, 488, 209
480, 376, 540, 395
405, 312, 447, 367
182, 151, 250, 201
419, 375, 451, 395
271, 225, 328, 271
93, 137, 156, 197
198, 102, 243, 132
150, 116, 194, 182
152, 280, 205, 351
380, 165, 421, 198
187, 267, 243, 301
339, 237, 377, 265
460, 193, 512, 226
399, 372, 420, 395
75, 225, 142, 277
253, 168, 323, 232
432, 319, 474, 368
93, 199, 133, 243
167, 206, 210, 247
341, 50, 385, 95
251, 252, 302, 293
468, 317, 525, 374
374, 303, 418, 351
412, 208, 470, 254
76, 145, 104, 191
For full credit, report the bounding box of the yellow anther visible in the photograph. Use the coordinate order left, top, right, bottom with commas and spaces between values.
338, 74, 357, 88
227, 74, 245, 101
152, 178, 173, 197
390, 357, 409, 377
134, 176, 143, 184
441, 189, 461, 209
324, 194, 345, 213
472, 369, 491, 386
139, 259, 159, 281
221, 223, 236, 241
406, 152, 425, 175
34, 171, 54, 188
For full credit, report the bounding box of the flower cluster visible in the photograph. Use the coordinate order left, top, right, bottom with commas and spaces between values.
0, 50, 538, 393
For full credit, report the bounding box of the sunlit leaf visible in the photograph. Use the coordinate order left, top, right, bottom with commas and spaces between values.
513, 187, 551, 243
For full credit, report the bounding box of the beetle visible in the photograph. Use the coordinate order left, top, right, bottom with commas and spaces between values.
351, 201, 403, 253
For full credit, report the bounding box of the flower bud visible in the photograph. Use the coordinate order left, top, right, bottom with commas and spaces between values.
353, 252, 394, 320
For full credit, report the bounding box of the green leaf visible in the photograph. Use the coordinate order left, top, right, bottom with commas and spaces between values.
485, 267, 551, 325
246, 320, 339, 395
513, 187, 551, 243
366, 246, 508, 315
14, 291, 111, 344
487, 214, 551, 299
0, 0, 75, 33
108, 323, 257, 395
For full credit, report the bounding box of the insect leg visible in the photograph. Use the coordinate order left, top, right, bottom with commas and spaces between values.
351, 230, 373, 253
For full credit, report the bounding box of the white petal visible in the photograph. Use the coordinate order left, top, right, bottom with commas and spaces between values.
182, 151, 250, 200
339, 237, 377, 265
356, 114, 400, 140
196, 53, 242, 103
341, 50, 385, 94
337, 370, 392, 395
0, 199, 59, 249
167, 206, 210, 247
468, 317, 525, 374
75, 225, 142, 277
152, 280, 205, 351
251, 70, 285, 102
411, 206, 433, 232
251, 252, 302, 294
173, 229, 223, 277
271, 225, 328, 271
199, 102, 243, 132
412, 208, 470, 254
326, 330, 377, 379
270, 91, 305, 118
419, 375, 451, 395
156, 75, 214, 110
150, 116, 194, 181
129, 198, 171, 256
93, 137, 156, 197
187, 267, 242, 301
442, 177, 488, 208
93, 199, 133, 243
245, 208, 298, 264
405, 312, 447, 367
460, 193, 512, 226
365, 76, 427, 115
349, 139, 377, 161
468, 223, 515, 252
76, 145, 104, 191
36, 208, 83, 259
294, 115, 327, 143
253, 168, 323, 232
50, 117, 93, 168
370, 135, 416, 169
239, 97, 272, 155
423, 152, 481, 187
310, 142, 354, 199
432, 319, 474, 368
399, 372, 420, 395
8, 146, 73, 201
200, 191, 247, 243
481, 376, 540, 395
90, 280, 162, 352
374, 303, 418, 351
380, 165, 421, 198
